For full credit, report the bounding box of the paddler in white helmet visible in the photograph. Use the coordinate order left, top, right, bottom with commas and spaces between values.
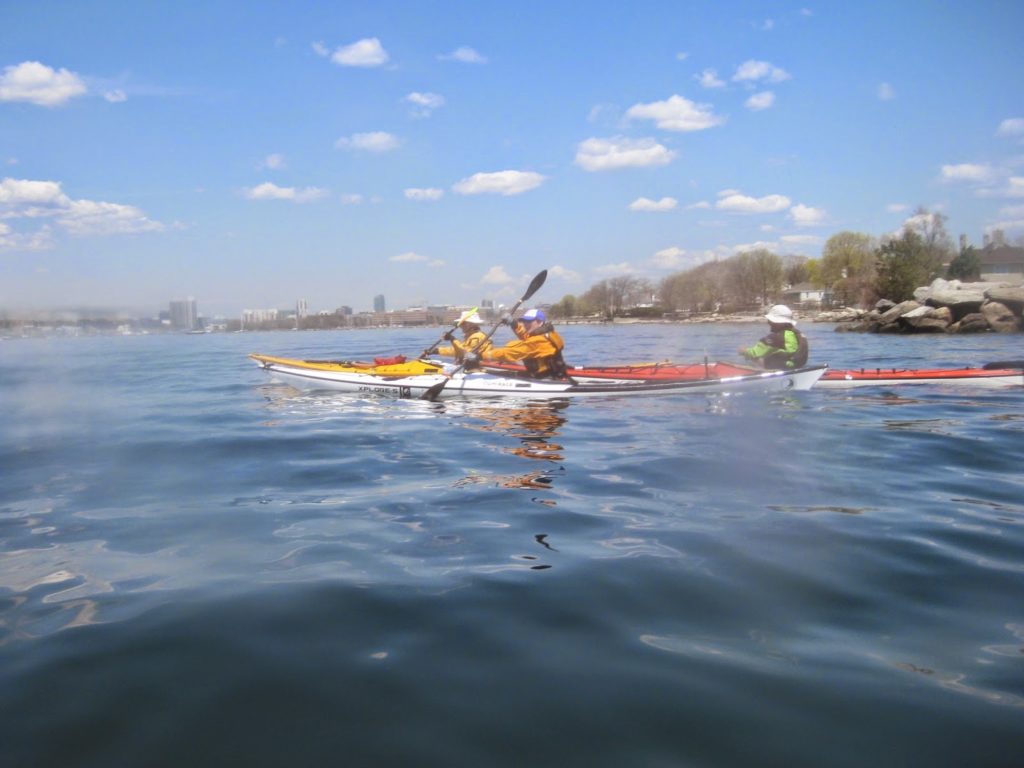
429, 310, 491, 362
740, 304, 810, 370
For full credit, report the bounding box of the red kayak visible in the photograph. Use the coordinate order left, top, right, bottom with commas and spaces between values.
481, 360, 1023, 388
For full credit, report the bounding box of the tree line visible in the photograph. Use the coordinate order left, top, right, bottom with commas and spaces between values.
547, 208, 994, 319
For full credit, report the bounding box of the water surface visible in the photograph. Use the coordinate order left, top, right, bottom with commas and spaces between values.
2, 325, 1022, 766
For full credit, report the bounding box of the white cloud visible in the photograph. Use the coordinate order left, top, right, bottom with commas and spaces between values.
0, 177, 70, 208
575, 137, 676, 171
732, 60, 791, 83
103, 89, 127, 103
262, 153, 286, 170
789, 203, 826, 226
695, 69, 725, 89
404, 91, 445, 117
481, 265, 515, 285
244, 182, 328, 202
998, 204, 1024, 218
331, 38, 389, 67
549, 264, 581, 282
676, 52, 690, 61
625, 94, 724, 132
780, 234, 822, 246
404, 187, 444, 201
745, 91, 775, 111
0, 61, 87, 106
651, 247, 687, 268
390, 252, 428, 263
335, 131, 401, 152
452, 170, 545, 196
997, 118, 1024, 137
687, 200, 712, 210
629, 196, 677, 212
878, 82, 896, 101
0, 177, 166, 247
439, 46, 487, 64
887, 203, 909, 213
941, 163, 996, 183
58, 199, 164, 236
716, 191, 791, 214
311, 41, 330, 57
975, 176, 1024, 198
595, 262, 636, 276
340, 193, 363, 205
391, 251, 445, 267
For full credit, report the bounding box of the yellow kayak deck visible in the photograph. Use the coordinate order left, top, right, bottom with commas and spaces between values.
249, 353, 443, 377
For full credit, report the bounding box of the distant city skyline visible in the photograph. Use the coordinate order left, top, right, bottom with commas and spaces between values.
2, 2, 1023, 316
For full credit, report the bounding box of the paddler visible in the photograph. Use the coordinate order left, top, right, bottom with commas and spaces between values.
428, 309, 491, 362
470, 308, 568, 378
740, 304, 809, 370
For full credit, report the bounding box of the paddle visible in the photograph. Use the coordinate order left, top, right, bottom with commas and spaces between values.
982, 360, 1024, 370
420, 269, 548, 401
419, 306, 478, 359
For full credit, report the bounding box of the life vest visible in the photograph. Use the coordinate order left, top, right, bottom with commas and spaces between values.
762, 328, 809, 370
522, 323, 568, 378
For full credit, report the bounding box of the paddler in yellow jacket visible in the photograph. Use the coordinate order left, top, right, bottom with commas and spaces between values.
740, 304, 809, 370
473, 308, 568, 378
430, 310, 491, 362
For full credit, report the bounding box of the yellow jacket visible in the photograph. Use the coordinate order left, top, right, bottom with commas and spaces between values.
483, 324, 567, 377
438, 329, 491, 360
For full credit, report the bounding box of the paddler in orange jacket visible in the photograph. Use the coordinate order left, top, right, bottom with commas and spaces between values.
429, 310, 491, 362
472, 308, 568, 378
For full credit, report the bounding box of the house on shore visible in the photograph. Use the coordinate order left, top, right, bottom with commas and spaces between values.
978, 243, 1024, 282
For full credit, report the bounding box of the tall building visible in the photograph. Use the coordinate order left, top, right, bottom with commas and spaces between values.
296, 299, 308, 319
169, 297, 198, 330
373, 294, 386, 313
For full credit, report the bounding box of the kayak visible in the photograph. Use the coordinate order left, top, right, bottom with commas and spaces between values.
483, 359, 1024, 389
249, 354, 827, 398
817, 366, 1023, 388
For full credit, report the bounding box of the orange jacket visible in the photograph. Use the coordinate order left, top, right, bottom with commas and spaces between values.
483, 325, 567, 377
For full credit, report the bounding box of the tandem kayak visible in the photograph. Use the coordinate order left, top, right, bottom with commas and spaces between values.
249, 354, 827, 398
482, 359, 1024, 389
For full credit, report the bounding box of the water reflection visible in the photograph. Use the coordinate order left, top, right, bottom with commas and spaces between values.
446, 400, 569, 494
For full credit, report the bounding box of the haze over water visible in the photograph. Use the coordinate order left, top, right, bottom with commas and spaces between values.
2, 324, 1023, 767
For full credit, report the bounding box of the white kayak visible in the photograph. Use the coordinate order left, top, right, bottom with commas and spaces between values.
250, 354, 827, 399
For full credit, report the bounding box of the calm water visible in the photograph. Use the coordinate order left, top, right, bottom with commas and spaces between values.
2, 324, 1023, 767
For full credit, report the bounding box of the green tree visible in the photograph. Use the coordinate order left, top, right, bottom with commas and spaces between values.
548, 294, 579, 319
821, 231, 877, 307
874, 229, 945, 302
946, 245, 981, 280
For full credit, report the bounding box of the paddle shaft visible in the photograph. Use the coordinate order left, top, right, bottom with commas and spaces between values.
420, 270, 548, 400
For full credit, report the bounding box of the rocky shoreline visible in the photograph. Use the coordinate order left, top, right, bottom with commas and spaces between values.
823, 279, 1024, 334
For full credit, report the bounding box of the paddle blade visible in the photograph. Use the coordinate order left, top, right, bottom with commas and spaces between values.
523, 270, 547, 302
982, 360, 1024, 370
420, 380, 447, 400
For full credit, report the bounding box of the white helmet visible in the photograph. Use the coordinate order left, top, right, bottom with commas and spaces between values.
459, 310, 483, 325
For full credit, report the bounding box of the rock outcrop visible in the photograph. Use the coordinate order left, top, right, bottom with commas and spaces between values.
827, 278, 1024, 334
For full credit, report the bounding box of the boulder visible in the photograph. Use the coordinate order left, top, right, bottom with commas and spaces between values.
984, 286, 1024, 313
981, 301, 1021, 333
875, 299, 896, 312
949, 313, 990, 334
902, 316, 950, 333
878, 300, 920, 325
900, 306, 952, 332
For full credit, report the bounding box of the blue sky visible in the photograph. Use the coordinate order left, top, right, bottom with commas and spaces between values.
2, 1, 1023, 316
